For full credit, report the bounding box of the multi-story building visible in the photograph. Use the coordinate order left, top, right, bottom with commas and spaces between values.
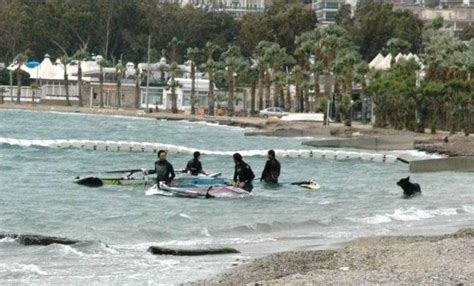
312, 0, 346, 24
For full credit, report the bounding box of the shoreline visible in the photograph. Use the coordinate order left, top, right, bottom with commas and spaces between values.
1, 103, 472, 157
197, 228, 474, 285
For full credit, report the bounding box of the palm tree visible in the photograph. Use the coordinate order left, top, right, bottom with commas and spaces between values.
291, 65, 304, 112
58, 55, 72, 106
255, 41, 273, 109
115, 60, 124, 108
31, 83, 38, 106
187, 47, 200, 115
73, 47, 88, 107
167, 62, 182, 113
222, 45, 246, 116
13, 52, 28, 104
134, 66, 141, 109
97, 57, 109, 108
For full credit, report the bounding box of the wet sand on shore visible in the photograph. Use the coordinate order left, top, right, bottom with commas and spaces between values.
196, 228, 473, 285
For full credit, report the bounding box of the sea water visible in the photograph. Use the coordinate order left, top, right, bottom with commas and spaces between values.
0, 109, 473, 285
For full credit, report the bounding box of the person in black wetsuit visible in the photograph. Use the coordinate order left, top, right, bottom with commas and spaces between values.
184, 151, 208, 176
232, 153, 255, 192
146, 150, 175, 184
260, 149, 281, 184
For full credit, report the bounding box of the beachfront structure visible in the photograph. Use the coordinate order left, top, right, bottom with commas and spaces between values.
393, 4, 473, 33
141, 78, 217, 112
1, 54, 225, 112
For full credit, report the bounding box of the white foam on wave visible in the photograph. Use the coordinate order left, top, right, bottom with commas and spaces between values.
159, 236, 276, 247
53, 244, 86, 257
46, 110, 155, 121
176, 120, 251, 131
0, 263, 48, 276
462, 205, 474, 214
353, 207, 459, 224
0, 237, 16, 244
179, 213, 192, 220
388, 150, 445, 160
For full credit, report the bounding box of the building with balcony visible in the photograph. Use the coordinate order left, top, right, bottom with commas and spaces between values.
312, 0, 346, 25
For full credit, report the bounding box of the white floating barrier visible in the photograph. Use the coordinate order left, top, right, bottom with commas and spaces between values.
107, 141, 120, 152
325, 150, 336, 160
346, 152, 360, 160
361, 152, 374, 161
335, 151, 350, 160
385, 154, 398, 163
372, 153, 385, 162
95, 141, 108, 151
286, 150, 298, 158
71, 140, 85, 149
118, 141, 133, 152
142, 143, 157, 153
311, 150, 325, 159
130, 142, 144, 152
1, 137, 402, 164
82, 140, 98, 150
298, 150, 312, 158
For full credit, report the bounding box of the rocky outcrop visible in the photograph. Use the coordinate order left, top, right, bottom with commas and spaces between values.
0, 233, 80, 246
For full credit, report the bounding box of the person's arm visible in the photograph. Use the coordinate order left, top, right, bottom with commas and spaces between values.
147, 162, 157, 175
169, 163, 176, 181
233, 166, 238, 183
260, 161, 269, 181
183, 161, 190, 173
247, 165, 255, 182
197, 161, 207, 175
275, 161, 281, 177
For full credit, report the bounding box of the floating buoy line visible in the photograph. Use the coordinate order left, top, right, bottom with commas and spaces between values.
0, 137, 399, 163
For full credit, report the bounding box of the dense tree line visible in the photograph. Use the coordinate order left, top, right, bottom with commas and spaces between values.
0, 0, 472, 133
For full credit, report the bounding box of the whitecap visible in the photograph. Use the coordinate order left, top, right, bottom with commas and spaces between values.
354, 207, 459, 224
179, 213, 192, 220
0, 263, 47, 276
461, 205, 474, 214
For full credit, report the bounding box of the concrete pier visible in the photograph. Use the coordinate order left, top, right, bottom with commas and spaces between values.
409, 157, 474, 173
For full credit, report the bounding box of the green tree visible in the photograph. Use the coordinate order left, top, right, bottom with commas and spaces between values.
202, 42, 220, 116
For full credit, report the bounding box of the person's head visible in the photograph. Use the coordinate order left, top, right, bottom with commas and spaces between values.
193, 151, 200, 160
233, 153, 243, 164
157, 150, 167, 161
267, 149, 275, 159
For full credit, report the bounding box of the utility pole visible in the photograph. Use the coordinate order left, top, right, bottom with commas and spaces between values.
145, 35, 151, 111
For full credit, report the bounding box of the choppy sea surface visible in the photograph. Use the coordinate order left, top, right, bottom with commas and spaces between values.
0, 109, 473, 285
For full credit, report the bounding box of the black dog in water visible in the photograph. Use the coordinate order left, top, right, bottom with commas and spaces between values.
397, 176, 421, 197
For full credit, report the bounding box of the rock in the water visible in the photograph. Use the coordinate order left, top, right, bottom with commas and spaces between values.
148, 246, 240, 256
0, 233, 79, 246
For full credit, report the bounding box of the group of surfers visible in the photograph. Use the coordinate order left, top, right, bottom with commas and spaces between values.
144, 149, 281, 192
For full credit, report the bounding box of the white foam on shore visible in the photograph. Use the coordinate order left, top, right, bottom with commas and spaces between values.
352, 207, 459, 224
0, 263, 48, 276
